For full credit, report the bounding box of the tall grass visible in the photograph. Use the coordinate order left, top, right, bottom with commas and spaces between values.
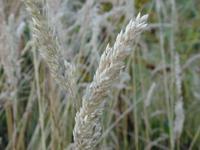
0, 0, 200, 150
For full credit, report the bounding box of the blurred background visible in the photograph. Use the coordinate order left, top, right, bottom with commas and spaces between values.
0, 0, 200, 149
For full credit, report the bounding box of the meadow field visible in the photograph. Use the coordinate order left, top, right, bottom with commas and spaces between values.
0, 0, 200, 149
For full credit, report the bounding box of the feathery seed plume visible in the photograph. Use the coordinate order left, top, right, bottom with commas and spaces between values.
73, 13, 148, 150
25, 0, 76, 98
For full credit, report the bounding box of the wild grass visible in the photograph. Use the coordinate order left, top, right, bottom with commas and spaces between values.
0, 0, 200, 150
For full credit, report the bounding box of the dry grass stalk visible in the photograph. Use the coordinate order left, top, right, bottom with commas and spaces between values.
144, 82, 156, 107
73, 13, 148, 150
